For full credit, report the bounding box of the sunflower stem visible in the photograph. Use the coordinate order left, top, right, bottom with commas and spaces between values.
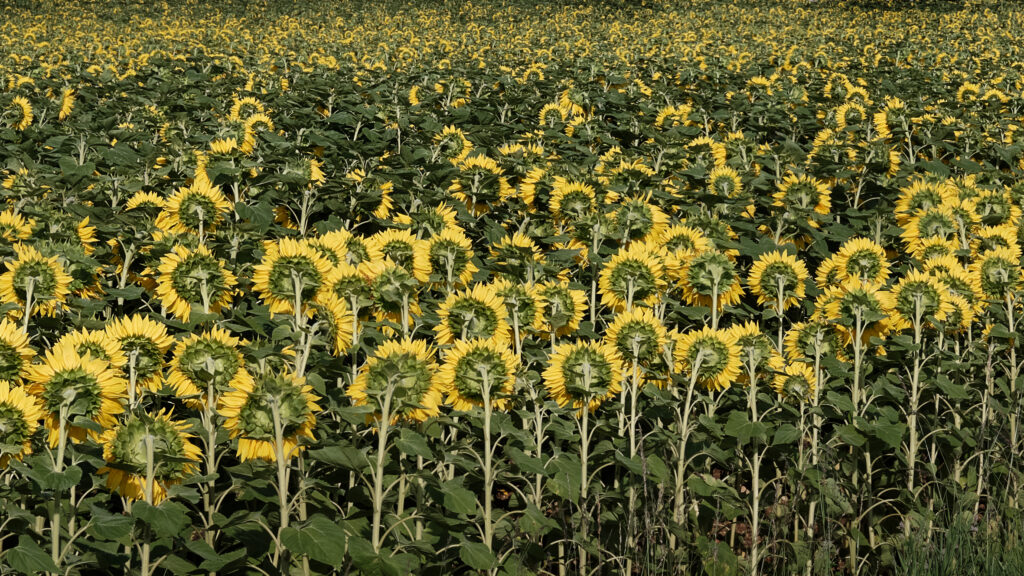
371, 381, 395, 552
49, 403, 68, 576
905, 295, 924, 538
577, 398, 592, 576
481, 367, 495, 552
21, 276, 34, 335
128, 350, 139, 411
671, 350, 703, 562
141, 430, 155, 576
270, 398, 290, 569
202, 379, 219, 566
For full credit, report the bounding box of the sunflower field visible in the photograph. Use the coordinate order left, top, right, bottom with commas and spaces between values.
1, 0, 1024, 574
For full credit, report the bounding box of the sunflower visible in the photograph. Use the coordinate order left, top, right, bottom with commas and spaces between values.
53, 328, 127, 370
821, 279, 894, 346
598, 243, 667, 311
167, 328, 252, 407
433, 125, 474, 165
539, 102, 569, 126
155, 244, 237, 321
0, 210, 34, 242
435, 284, 510, 345
368, 229, 431, 284
0, 380, 44, 467
772, 173, 831, 228
549, 179, 596, 223
971, 247, 1023, 300
686, 136, 728, 167
536, 280, 588, 337
784, 321, 843, 362
313, 229, 383, 266
707, 166, 743, 198
678, 251, 745, 311
887, 270, 953, 332
0, 319, 34, 382
747, 251, 809, 311
911, 237, 960, 262
27, 349, 126, 446
348, 339, 445, 423
543, 340, 623, 413
311, 293, 355, 356
0, 243, 73, 319
604, 307, 667, 366
10, 96, 32, 131
973, 188, 1022, 227
365, 259, 422, 329
449, 155, 512, 216
970, 225, 1021, 260
76, 217, 97, 255
125, 191, 167, 212
900, 206, 960, 252
660, 225, 712, 259
770, 359, 816, 403
391, 204, 460, 239
156, 179, 232, 237
105, 314, 175, 393
726, 321, 774, 380
675, 327, 742, 392
252, 238, 333, 316
834, 237, 891, 285
654, 104, 693, 129
440, 339, 518, 411
97, 411, 201, 503
489, 232, 546, 282
426, 229, 478, 288
490, 278, 545, 334
894, 179, 955, 226
219, 371, 320, 462
612, 197, 669, 244
323, 262, 374, 313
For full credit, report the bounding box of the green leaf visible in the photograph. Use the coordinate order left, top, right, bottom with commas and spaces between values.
132, 500, 191, 539
395, 428, 433, 459
88, 504, 134, 543
459, 541, 497, 570
772, 424, 802, 446
442, 480, 478, 515
723, 410, 766, 444
870, 421, 906, 450
308, 445, 370, 472
6, 535, 59, 574
836, 425, 866, 447
280, 515, 347, 567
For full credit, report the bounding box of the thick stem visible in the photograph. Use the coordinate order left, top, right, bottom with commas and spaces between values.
371, 385, 394, 552
270, 399, 290, 568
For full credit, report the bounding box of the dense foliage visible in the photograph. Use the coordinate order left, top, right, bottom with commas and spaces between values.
1, 0, 1024, 574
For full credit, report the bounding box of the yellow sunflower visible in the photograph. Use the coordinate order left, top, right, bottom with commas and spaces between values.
747, 251, 809, 311
0, 380, 44, 467
368, 229, 431, 284
0, 319, 34, 382
219, 371, 320, 462
426, 229, 478, 288
156, 179, 232, 238
0, 210, 34, 242
0, 243, 73, 319
167, 328, 253, 408
97, 411, 201, 504
348, 339, 445, 423
156, 244, 237, 321
536, 280, 588, 337
439, 338, 518, 411
53, 328, 127, 370
252, 238, 333, 316
834, 237, 891, 285
435, 284, 510, 345
543, 340, 623, 413
105, 314, 175, 393
675, 327, 742, 392
598, 243, 667, 311
27, 348, 127, 446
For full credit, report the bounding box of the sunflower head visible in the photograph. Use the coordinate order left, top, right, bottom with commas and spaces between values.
604, 307, 667, 365
0, 380, 44, 467
0, 319, 34, 382
106, 315, 174, 392
536, 281, 588, 337
252, 238, 333, 316
747, 251, 809, 310
679, 251, 744, 310
435, 284, 510, 345
349, 339, 444, 423
971, 247, 1023, 300
440, 339, 518, 411
675, 327, 741, 392
598, 243, 667, 311
784, 321, 843, 362
98, 411, 201, 503
888, 270, 953, 331
27, 349, 127, 446
543, 340, 623, 413
0, 243, 73, 318
168, 328, 250, 406
426, 229, 478, 288
491, 279, 544, 333
822, 279, 894, 345
726, 321, 774, 379
158, 179, 232, 235
219, 371, 320, 462
368, 229, 431, 283
156, 244, 237, 321
770, 358, 816, 403
835, 237, 890, 285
